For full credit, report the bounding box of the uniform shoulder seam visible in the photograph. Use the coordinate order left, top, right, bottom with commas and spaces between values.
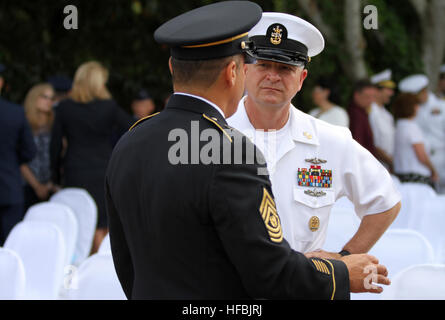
202, 113, 232, 143
129, 112, 160, 131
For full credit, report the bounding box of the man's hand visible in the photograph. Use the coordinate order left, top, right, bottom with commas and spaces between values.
341, 254, 390, 293
305, 250, 342, 260
34, 183, 50, 200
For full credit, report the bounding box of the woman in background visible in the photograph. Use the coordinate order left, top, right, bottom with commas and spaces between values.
50, 61, 133, 253
21, 83, 56, 212
310, 77, 349, 127
393, 93, 438, 186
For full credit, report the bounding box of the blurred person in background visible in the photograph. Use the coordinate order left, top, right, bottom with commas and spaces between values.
399, 74, 445, 193
309, 77, 349, 127
130, 88, 156, 120
47, 75, 72, 107
50, 61, 133, 253
347, 79, 377, 157
393, 93, 438, 186
0, 63, 37, 244
369, 69, 396, 171
21, 83, 57, 212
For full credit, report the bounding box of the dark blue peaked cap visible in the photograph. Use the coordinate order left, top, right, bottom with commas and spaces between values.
47, 75, 72, 92
0, 64, 5, 74
154, 1, 262, 61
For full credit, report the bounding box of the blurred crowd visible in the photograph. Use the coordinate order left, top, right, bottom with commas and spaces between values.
1, 59, 445, 256
0, 61, 167, 251
310, 67, 445, 194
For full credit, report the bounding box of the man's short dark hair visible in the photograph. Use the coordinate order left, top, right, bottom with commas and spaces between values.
171, 55, 242, 88
353, 79, 376, 93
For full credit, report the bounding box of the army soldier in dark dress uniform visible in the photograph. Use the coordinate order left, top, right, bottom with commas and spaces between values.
105, 1, 390, 300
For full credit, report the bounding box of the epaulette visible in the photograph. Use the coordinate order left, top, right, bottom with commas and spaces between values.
202, 113, 232, 143
129, 112, 160, 131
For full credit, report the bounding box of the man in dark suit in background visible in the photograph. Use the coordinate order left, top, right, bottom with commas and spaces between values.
105, 2, 390, 299
0, 64, 37, 244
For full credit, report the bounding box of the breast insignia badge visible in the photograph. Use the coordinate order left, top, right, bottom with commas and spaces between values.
309, 216, 320, 232
305, 157, 327, 165
304, 189, 326, 197
259, 187, 283, 243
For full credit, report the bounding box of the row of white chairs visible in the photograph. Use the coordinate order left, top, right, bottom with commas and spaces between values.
326, 180, 445, 299
0, 188, 101, 299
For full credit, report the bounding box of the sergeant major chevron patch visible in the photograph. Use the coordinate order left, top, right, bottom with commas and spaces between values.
259, 187, 283, 243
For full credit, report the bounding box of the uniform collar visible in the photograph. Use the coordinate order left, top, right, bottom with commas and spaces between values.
230, 96, 319, 146
289, 105, 320, 146
166, 93, 227, 124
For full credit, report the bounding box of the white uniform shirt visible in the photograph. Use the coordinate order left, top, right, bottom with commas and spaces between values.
227, 97, 401, 253
416, 92, 445, 189
368, 102, 395, 157
393, 119, 430, 177
309, 106, 349, 128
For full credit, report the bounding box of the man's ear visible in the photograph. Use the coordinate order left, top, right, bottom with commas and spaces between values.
224, 60, 237, 87
168, 57, 173, 75
297, 68, 308, 91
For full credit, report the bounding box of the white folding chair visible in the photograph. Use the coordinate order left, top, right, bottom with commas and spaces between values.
65, 253, 126, 300
24, 202, 78, 266
391, 182, 437, 229
50, 188, 97, 266
381, 264, 445, 300
352, 229, 435, 300
322, 206, 360, 253
415, 195, 445, 263
4, 221, 66, 299
369, 229, 435, 278
0, 248, 26, 299
98, 233, 111, 254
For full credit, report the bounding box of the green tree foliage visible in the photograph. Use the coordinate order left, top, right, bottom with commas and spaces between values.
0, 0, 427, 113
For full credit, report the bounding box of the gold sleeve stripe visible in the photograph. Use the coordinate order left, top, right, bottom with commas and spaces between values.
321, 261, 330, 275
182, 32, 248, 48
202, 114, 233, 143
312, 259, 331, 275
129, 112, 160, 131
313, 260, 321, 272
322, 259, 336, 300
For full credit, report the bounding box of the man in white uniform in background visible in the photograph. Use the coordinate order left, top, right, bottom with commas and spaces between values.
399, 74, 445, 193
369, 69, 396, 171
228, 12, 401, 259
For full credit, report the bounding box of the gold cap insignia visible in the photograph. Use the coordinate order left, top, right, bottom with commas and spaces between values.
259, 187, 283, 243
309, 216, 320, 232
270, 25, 283, 45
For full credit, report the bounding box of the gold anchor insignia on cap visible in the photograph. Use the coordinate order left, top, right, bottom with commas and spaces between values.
303, 132, 312, 140
270, 25, 282, 45
304, 189, 326, 197
305, 157, 327, 165
309, 216, 320, 232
